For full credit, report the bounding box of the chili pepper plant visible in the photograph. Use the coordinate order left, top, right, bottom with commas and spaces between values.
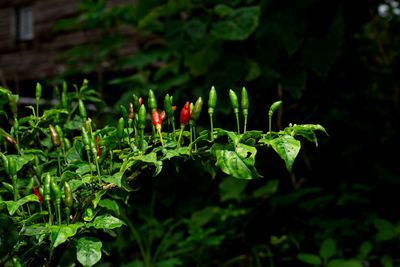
0, 80, 326, 266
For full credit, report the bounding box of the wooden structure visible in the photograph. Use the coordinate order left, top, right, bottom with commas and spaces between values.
0, 0, 137, 90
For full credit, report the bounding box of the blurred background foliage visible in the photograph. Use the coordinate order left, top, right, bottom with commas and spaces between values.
35, 0, 400, 265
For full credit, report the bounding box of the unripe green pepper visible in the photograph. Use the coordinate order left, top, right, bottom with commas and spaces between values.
49, 124, 61, 147
78, 99, 87, 119
241, 87, 249, 115
117, 117, 125, 139
164, 94, 173, 118
8, 157, 16, 176
208, 86, 217, 114
25, 177, 34, 195
138, 104, 146, 129
229, 89, 239, 112
43, 173, 52, 203
61, 81, 68, 109
81, 127, 90, 149
133, 94, 140, 112
190, 97, 203, 122
35, 82, 42, 102
63, 181, 73, 208
64, 137, 71, 151
269, 100, 282, 116
148, 89, 157, 111
50, 179, 62, 201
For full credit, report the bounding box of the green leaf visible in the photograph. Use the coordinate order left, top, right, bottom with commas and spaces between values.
297, 253, 322, 265
211, 6, 260, 40
99, 199, 120, 215
3, 194, 39, 215
92, 190, 106, 208
219, 177, 248, 202
357, 241, 372, 260
212, 143, 261, 180
21, 224, 50, 236
121, 152, 162, 177
320, 238, 336, 261
76, 237, 102, 267
267, 134, 301, 172
285, 124, 328, 146
50, 223, 84, 248
374, 218, 398, 241
252, 180, 279, 198
101, 173, 122, 187
90, 214, 126, 229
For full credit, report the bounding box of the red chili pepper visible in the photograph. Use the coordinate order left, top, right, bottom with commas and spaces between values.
152, 110, 162, 129
96, 136, 101, 157
180, 101, 190, 126
139, 97, 143, 106
33, 186, 42, 202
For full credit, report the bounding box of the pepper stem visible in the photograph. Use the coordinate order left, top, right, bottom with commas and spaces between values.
209, 113, 214, 141
157, 127, 164, 146
177, 125, 185, 147
235, 112, 240, 135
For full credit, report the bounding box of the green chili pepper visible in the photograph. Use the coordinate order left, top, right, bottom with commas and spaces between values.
35, 83, 42, 102
138, 104, 146, 129
61, 81, 68, 109
63, 181, 73, 208
49, 124, 61, 147
63, 181, 73, 224
133, 94, 140, 112
229, 89, 240, 134
64, 137, 71, 151
50, 178, 62, 225
229, 89, 239, 112
164, 94, 173, 118
268, 100, 282, 132
148, 89, 157, 111
8, 156, 16, 176
138, 104, 146, 150
191, 97, 203, 122
208, 86, 217, 141
241, 87, 249, 133
208, 86, 217, 114
43, 173, 53, 224
78, 99, 87, 119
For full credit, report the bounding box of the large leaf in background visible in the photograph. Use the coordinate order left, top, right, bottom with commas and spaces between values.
212, 143, 262, 180
260, 134, 301, 172
303, 6, 344, 77
211, 6, 260, 41
76, 237, 102, 267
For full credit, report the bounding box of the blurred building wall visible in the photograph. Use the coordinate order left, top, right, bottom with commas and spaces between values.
0, 0, 137, 90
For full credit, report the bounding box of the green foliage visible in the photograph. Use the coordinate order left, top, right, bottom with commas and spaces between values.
0, 81, 323, 266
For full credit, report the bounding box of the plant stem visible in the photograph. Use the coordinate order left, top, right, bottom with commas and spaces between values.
235, 112, 240, 135
177, 125, 185, 147
209, 113, 214, 141
243, 114, 248, 133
